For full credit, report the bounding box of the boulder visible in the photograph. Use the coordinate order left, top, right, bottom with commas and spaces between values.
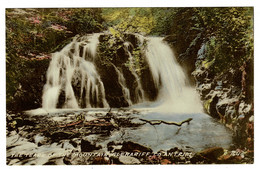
91, 157, 110, 164
120, 141, 152, 152
119, 156, 141, 164
204, 95, 220, 119
50, 131, 80, 142
198, 147, 224, 161
160, 159, 172, 165
81, 139, 101, 152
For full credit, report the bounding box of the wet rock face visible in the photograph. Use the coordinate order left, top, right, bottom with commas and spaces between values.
81, 139, 101, 152
97, 63, 128, 107
192, 44, 254, 150
208, 95, 220, 119
140, 61, 158, 101
95, 34, 159, 107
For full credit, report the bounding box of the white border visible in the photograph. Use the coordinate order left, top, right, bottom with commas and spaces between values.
2, 0, 256, 8
1, 1, 259, 169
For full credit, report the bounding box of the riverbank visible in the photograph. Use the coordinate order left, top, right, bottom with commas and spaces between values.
6, 108, 253, 165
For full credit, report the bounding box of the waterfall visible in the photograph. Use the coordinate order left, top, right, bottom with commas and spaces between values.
144, 37, 203, 113
112, 64, 132, 106
42, 33, 202, 113
42, 34, 109, 110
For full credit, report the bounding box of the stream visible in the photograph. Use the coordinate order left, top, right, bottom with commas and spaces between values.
7, 108, 233, 165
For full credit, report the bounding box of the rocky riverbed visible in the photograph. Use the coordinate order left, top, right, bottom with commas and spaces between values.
6, 108, 253, 165
192, 44, 254, 151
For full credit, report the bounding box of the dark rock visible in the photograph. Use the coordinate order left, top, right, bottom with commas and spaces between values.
97, 63, 129, 108
121, 65, 139, 103
167, 147, 180, 153
81, 139, 101, 152
140, 63, 158, 101
107, 141, 114, 152
209, 95, 220, 119
198, 83, 212, 97
91, 157, 110, 164
218, 154, 232, 163
107, 141, 121, 152
216, 103, 227, 117
50, 131, 80, 142
110, 156, 122, 164
57, 89, 66, 108
23, 119, 36, 126
69, 139, 78, 148
107, 141, 116, 147
120, 141, 152, 152
107, 146, 113, 152
198, 147, 224, 161
14, 117, 24, 127
124, 33, 139, 48
96, 33, 159, 106
63, 156, 72, 165
43, 161, 56, 165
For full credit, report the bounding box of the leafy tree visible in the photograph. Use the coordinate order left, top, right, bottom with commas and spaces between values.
156, 7, 253, 76
102, 8, 155, 34
6, 8, 105, 111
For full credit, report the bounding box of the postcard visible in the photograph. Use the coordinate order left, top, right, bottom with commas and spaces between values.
6, 7, 254, 165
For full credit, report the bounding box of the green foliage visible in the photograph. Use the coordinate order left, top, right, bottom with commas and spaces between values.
158, 7, 253, 75
197, 8, 253, 74
66, 8, 104, 35
6, 8, 104, 110
149, 8, 177, 35
102, 8, 155, 34
125, 46, 145, 76
6, 58, 50, 111
6, 7, 254, 111
102, 7, 253, 87
98, 34, 121, 66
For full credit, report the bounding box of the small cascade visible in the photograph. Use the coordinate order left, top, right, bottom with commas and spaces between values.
123, 42, 145, 103
112, 64, 132, 106
79, 60, 109, 108
42, 34, 109, 109
81, 33, 101, 61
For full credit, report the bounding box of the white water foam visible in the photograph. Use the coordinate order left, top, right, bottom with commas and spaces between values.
42, 34, 109, 110
144, 37, 203, 113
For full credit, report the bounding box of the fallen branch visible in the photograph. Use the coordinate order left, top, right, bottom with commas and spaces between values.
139, 118, 192, 127
59, 120, 83, 128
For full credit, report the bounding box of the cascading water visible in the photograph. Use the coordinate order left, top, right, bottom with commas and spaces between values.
42, 34, 109, 110
144, 37, 203, 113
10, 33, 233, 165
112, 64, 132, 106
42, 33, 202, 113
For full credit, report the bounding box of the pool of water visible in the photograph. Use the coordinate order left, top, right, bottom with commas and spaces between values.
7, 108, 233, 165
